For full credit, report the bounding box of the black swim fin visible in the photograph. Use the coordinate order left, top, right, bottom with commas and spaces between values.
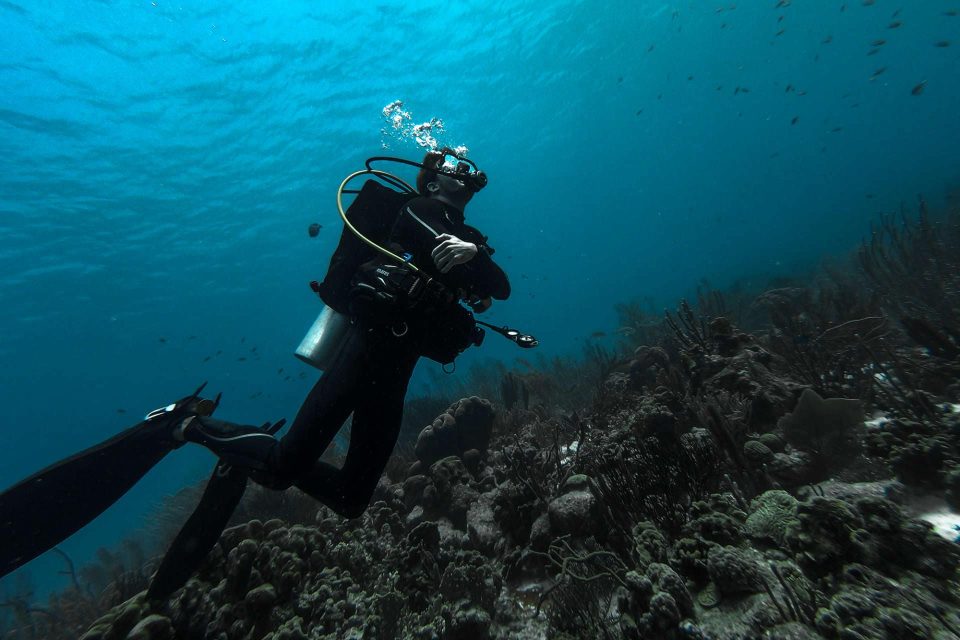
0, 384, 220, 579
147, 461, 248, 601
147, 418, 286, 601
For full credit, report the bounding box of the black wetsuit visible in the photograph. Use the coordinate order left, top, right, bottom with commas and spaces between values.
198, 196, 510, 518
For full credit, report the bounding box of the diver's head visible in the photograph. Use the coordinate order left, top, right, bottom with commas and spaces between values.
417, 148, 486, 207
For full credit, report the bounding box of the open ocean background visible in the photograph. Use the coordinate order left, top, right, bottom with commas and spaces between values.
1, 0, 957, 596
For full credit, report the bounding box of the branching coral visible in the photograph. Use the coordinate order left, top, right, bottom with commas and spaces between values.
534, 537, 629, 639
752, 276, 887, 399
590, 440, 705, 545
859, 200, 960, 336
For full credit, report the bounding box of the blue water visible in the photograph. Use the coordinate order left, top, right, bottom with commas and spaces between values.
1, 0, 957, 597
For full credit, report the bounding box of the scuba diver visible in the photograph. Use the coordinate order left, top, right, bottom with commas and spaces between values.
173, 147, 512, 510
0, 148, 532, 600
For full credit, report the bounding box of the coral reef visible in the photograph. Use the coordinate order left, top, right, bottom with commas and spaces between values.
7, 201, 960, 640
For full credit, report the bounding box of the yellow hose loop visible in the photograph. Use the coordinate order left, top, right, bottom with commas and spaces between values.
336, 169, 420, 272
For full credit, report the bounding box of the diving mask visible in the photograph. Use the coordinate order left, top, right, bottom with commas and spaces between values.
437, 152, 488, 193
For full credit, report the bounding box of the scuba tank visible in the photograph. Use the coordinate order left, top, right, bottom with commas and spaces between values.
294, 305, 352, 370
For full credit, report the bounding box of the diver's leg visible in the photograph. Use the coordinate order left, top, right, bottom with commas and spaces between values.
147, 336, 369, 600
174, 415, 280, 472
147, 460, 248, 601
294, 344, 419, 518
270, 321, 377, 477
174, 321, 370, 486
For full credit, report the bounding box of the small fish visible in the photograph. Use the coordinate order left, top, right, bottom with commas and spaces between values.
617, 76, 623, 84
240, 337, 245, 344
888, 21, 901, 28
775, 0, 790, 7
285, 376, 291, 381
251, 346, 258, 352
862, 0, 875, 5
865, 194, 875, 199
797, 90, 807, 95
647, 44, 655, 52
791, 116, 799, 124
238, 357, 247, 361
870, 66, 887, 79
822, 35, 833, 44
635, 109, 643, 115
785, 84, 794, 92
615, 326, 636, 336
188, 335, 197, 340
687, 75, 694, 80
776, 29, 785, 36
778, 15, 784, 23
117, 409, 126, 414
159, 337, 166, 343
216, 350, 222, 355
934, 41, 950, 47
892, 9, 900, 18
308, 223, 322, 237
590, 331, 607, 338
203, 356, 211, 362
945, 10, 958, 17
866, 48, 880, 56
278, 367, 284, 374
911, 80, 926, 95
871, 39, 886, 46
831, 126, 843, 132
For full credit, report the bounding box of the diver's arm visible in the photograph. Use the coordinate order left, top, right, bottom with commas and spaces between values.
391, 199, 511, 300
453, 243, 511, 300
434, 227, 510, 300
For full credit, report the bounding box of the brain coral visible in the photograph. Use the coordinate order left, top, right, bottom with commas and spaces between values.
745, 490, 799, 547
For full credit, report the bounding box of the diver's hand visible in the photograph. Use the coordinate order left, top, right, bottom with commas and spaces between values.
468, 295, 492, 313
432, 234, 477, 273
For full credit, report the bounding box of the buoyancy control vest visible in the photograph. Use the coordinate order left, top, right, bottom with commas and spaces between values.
311, 180, 417, 314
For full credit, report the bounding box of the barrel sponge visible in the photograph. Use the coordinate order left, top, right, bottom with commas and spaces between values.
414, 396, 495, 468
745, 490, 799, 547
